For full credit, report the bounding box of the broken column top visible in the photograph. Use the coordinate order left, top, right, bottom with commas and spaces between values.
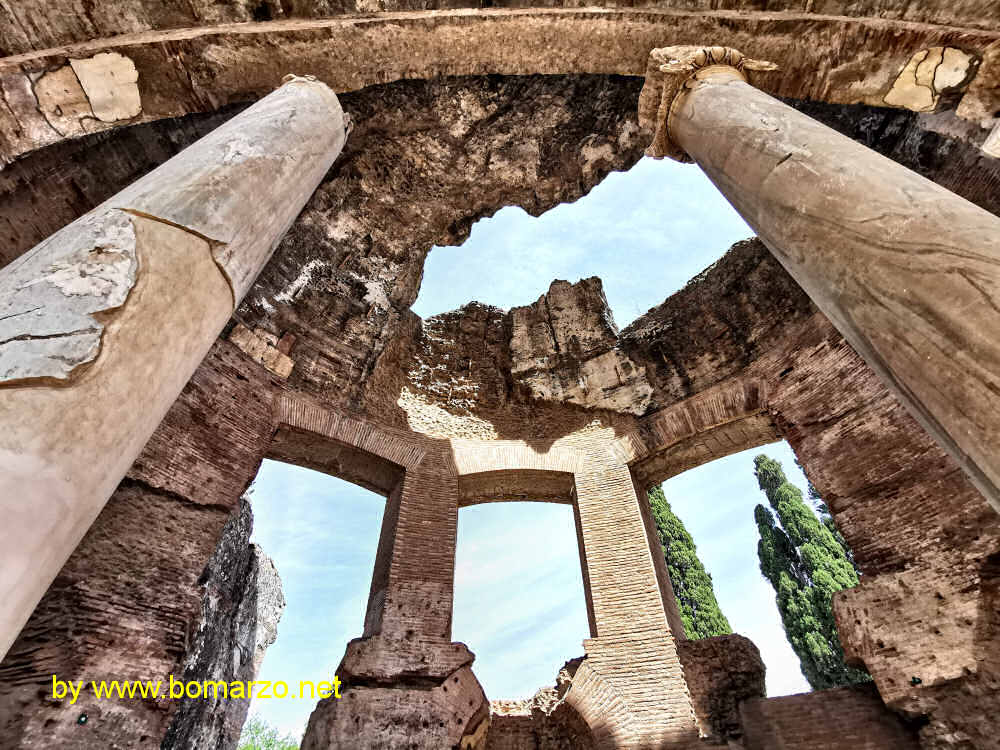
638, 45, 777, 161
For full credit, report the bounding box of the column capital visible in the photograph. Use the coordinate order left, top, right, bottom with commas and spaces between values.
638, 45, 777, 161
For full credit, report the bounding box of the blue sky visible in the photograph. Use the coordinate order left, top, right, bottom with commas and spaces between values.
412, 157, 753, 326
248, 157, 814, 738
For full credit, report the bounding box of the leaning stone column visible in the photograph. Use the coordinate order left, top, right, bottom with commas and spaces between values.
640, 46, 1000, 514
0, 75, 348, 659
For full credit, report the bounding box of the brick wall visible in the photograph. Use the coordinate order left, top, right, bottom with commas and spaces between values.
741, 684, 919, 750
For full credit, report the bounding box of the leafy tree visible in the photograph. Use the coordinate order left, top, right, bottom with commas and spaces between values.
794, 459, 858, 572
753, 455, 869, 690
648, 485, 732, 639
238, 715, 300, 750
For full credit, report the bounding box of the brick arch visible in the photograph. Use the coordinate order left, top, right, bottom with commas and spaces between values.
271, 394, 426, 483
618, 379, 777, 488
562, 658, 638, 750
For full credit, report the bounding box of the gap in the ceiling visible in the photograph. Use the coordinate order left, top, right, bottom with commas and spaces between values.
412, 157, 753, 327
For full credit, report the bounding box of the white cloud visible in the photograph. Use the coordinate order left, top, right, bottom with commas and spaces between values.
412, 157, 753, 327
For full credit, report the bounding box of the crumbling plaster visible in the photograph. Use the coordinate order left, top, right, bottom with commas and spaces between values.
0, 208, 137, 383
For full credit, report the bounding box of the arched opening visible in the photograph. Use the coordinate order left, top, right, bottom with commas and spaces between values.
241, 459, 387, 741
225, 404, 418, 744
452, 500, 591, 701
657, 439, 854, 697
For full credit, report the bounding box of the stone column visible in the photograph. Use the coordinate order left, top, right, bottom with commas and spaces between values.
0, 75, 348, 659
640, 46, 1000, 514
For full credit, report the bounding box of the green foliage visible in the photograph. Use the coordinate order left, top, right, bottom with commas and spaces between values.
238, 715, 300, 750
648, 485, 732, 639
794, 458, 858, 573
753, 455, 870, 690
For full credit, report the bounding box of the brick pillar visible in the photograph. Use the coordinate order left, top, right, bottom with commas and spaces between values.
354, 463, 464, 663
380, 467, 459, 641
568, 458, 699, 748
303, 449, 489, 749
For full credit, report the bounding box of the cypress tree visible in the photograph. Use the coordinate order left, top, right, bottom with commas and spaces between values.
648, 485, 731, 639
795, 459, 858, 572
753, 454, 870, 689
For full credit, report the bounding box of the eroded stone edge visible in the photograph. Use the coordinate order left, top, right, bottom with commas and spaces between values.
0, 209, 137, 384
0, 208, 233, 386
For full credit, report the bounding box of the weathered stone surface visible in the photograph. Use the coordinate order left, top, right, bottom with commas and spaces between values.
33, 64, 94, 137
246, 75, 646, 425
1, 7, 999, 165
3, 35, 1000, 749
639, 45, 777, 160
676, 634, 765, 745
337, 637, 475, 684
669, 71, 1000, 512
883, 47, 977, 112
302, 664, 490, 750
2, 0, 999, 59
162, 497, 285, 750
985, 122, 1000, 156
0, 481, 233, 748
486, 659, 597, 750
0, 103, 245, 269
29, 52, 143, 137
510, 278, 653, 414
782, 102, 1000, 220
0, 331, 279, 750
956, 40, 1000, 126
834, 562, 1000, 750
741, 684, 920, 750
69, 53, 142, 124
0, 77, 347, 665
228, 324, 294, 379
0, 208, 136, 383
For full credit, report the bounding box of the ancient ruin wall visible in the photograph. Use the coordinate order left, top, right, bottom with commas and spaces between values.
1, 46, 1000, 747
161, 498, 286, 750
0, 73, 647, 749
740, 684, 920, 750
4, 0, 999, 56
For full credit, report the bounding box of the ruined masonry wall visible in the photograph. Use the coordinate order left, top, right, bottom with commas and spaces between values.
1, 54, 999, 748
740, 685, 920, 750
